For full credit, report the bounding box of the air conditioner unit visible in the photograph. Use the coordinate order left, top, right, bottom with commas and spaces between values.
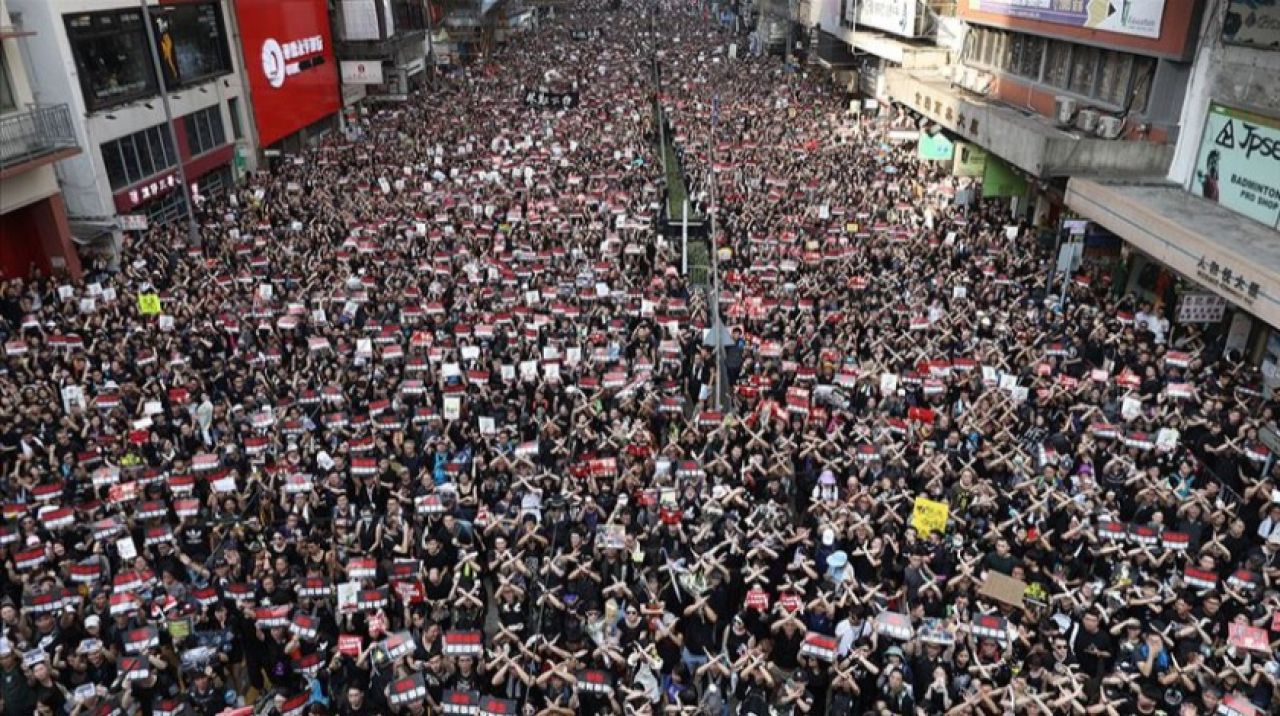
1095, 115, 1124, 139
1054, 96, 1077, 127
1075, 109, 1100, 134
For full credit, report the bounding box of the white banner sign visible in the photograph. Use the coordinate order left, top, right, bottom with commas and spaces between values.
341, 60, 384, 85
858, 0, 920, 37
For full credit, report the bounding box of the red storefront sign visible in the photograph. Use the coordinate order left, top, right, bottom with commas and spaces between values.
234, 0, 340, 147
117, 171, 180, 212
112, 145, 233, 213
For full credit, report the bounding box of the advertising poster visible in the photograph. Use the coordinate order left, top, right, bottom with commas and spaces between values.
858, 0, 920, 36
969, 0, 1165, 39
1223, 0, 1280, 50
1193, 104, 1280, 229
918, 133, 955, 161
952, 142, 988, 176
234, 0, 341, 147
341, 60, 385, 85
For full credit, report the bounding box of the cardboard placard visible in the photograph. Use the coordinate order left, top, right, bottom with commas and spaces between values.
979, 572, 1028, 609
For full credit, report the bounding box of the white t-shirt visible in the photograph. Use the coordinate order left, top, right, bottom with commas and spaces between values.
835, 617, 872, 657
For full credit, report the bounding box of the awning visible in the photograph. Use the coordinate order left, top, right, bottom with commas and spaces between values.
814, 30, 858, 69
886, 69, 1174, 179
68, 220, 117, 246
1066, 178, 1280, 329
847, 32, 948, 69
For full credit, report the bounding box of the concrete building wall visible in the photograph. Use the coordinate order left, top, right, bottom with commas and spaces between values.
1167, 0, 1280, 188
0, 0, 60, 214
959, 0, 1201, 59
0, 167, 59, 214
9, 0, 249, 219
1, 0, 81, 277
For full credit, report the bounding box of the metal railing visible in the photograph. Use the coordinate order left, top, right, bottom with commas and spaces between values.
0, 104, 78, 171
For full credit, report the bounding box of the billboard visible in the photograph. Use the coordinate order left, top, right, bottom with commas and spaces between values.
952, 142, 988, 176
234, 0, 340, 147
1223, 0, 1280, 50
1192, 104, 1280, 229
341, 60, 385, 85
858, 0, 922, 37
918, 133, 955, 160
968, 0, 1166, 39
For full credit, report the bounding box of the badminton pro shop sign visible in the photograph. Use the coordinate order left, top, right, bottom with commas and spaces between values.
235, 0, 341, 147
1193, 104, 1280, 229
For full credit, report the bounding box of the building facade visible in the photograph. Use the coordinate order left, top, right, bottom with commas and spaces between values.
332, 0, 435, 107
809, 0, 1279, 383
0, 0, 82, 279
1066, 0, 1280, 378
882, 0, 1197, 226
9, 0, 252, 252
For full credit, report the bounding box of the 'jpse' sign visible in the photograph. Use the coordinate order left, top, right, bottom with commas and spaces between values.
524, 90, 580, 109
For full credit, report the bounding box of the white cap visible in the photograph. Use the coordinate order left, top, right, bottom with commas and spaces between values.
0, 638, 11, 656
822, 528, 835, 546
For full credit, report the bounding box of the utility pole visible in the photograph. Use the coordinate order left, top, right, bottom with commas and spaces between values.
652, 0, 667, 177
425, 0, 436, 85
783, 0, 793, 67
138, 0, 201, 248
708, 95, 726, 413
681, 199, 689, 276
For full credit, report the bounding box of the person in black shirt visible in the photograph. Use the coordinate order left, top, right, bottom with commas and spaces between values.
1071, 611, 1115, 678
337, 685, 378, 716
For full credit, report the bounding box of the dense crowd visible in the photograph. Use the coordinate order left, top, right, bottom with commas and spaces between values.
1, 1, 1278, 715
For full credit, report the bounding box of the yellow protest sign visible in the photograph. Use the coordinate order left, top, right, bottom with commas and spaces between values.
911, 497, 950, 536
137, 293, 161, 315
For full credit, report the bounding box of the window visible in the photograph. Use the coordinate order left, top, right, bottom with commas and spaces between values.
144, 183, 188, 226
967, 27, 1007, 70
1011, 34, 1045, 79
1068, 46, 1100, 97
0, 52, 15, 113
977, 29, 995, 67
1128, 57, 1155, 112
963, 27, 1154, 110
992, 31, 1011, 72
183, 106, 226, 156
228, 97, 243, 140
1096, 51, 1133, 107
150, 2, 231, 89
101, 124, 177, 190
65, 10, 157, 112
1043, 41, 1072, 90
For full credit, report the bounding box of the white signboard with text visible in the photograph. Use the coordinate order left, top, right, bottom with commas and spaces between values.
1192, 104, 1280, 229
341, 60, 385, 85
858, 0, 921, 37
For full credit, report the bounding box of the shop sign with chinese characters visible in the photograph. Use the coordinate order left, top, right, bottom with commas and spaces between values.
913, 90, 981, 139
116, 172, 181, 212
1195, 256, 1261, 305
1176, 293, 1228, 324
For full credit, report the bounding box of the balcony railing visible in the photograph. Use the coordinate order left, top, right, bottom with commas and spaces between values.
0, 104, 78, 171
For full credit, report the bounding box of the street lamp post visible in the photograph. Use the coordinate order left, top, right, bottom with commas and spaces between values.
138, 0, 201, 248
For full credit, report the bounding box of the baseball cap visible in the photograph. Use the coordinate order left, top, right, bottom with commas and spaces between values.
84, 615, 101, 630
